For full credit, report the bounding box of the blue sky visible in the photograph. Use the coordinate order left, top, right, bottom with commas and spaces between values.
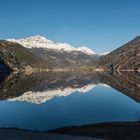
0, 0, 140, 53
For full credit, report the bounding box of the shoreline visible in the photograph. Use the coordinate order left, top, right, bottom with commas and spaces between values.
0, 121, 140, 140
2, 67, 140, 75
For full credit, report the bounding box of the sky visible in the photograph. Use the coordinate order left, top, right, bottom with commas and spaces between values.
0, 0, 140, 53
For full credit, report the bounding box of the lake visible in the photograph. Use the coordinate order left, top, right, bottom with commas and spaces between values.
0, 71, 140, 131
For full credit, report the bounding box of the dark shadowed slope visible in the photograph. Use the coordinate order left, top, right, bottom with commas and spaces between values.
0, 40, 50, 72
97, 36, 140, 71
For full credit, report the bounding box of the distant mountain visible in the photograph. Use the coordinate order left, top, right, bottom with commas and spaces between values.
0, 40, 50, 72
97, 36, 140, 71
7, 35, 99, 68
8, 35, 96, 55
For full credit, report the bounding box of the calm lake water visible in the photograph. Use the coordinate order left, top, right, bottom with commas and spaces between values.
0, 71, 140, 131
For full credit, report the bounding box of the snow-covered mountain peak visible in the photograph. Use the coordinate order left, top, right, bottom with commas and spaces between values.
27, 35, 53, 43
77, 46, 96, 55
56, 42, 76, 51
7, 35, 96, 55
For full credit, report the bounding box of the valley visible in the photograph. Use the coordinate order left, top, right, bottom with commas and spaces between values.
0, 35, 139, 74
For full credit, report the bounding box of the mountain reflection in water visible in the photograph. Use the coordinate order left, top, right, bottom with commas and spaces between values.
0, 71, 140, 130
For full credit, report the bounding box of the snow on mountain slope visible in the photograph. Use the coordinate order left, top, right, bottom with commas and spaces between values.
77, 47, 96, 55
99, 51, 110, 55
7, 35, 96, 55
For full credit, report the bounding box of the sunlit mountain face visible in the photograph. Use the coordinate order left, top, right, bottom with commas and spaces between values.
7, 35, 96, 55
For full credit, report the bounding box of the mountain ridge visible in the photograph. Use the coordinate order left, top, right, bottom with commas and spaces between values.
7, 35, 96, 55
7, 35, 101, 69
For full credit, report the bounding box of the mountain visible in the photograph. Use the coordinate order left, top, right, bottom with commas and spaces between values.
0, 40, 50, 72
2, 35, 140, 72
7, 35, 96, 55
97, 36, 140, 71
29, 48, 99, 68
8, 35, 99, 68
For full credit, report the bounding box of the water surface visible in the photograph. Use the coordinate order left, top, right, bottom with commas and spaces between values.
0, 71, 140, 131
